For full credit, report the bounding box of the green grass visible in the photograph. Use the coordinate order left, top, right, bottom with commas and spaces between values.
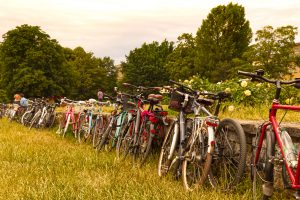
219, 104, 300, 122
0, 118, 255, 200
1, 118, 295, 199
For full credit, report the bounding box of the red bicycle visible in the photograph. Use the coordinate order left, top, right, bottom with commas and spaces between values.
56, 98, 85, 138
238, 69, 300, 199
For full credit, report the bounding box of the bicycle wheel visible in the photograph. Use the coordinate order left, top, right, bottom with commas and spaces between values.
182, 126, 212, 191
116, 120, 135, 160
22, 111, 34, 126
29, 111, 41, 129
208, 118, 246, 190
92, 117, 105, 147
46, 111, 56, 128
38, 113, 48, 128
78, 115, 89, 143
138, 121, 153, 166
97, 125, 113, 151
158, 120, 178, 177
56, 114, 65, 135
251, 127, 275, 199
9, 110, 16, 122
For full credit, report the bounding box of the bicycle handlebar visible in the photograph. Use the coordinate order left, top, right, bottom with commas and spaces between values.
169, 80, 196, 94
237, 70, 300, 88
122, 82, 161, 91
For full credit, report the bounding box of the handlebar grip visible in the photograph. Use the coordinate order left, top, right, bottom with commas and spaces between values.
237, 70, 255, 77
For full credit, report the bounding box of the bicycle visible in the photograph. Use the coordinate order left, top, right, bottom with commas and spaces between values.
137, 93, 169, 166
158, 80, 202, 180
115, 83, 161, 163
96, 93, 131, 151
78, 99, 109, 144
56, 98, 85, 138
29, 100, 57, 129
158, 80, 246, 191
238, 69, 300, 199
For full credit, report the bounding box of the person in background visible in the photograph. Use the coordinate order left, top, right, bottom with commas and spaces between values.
97, 89, 104, 101
13, 93, 21, 105
20, 93, 28, 107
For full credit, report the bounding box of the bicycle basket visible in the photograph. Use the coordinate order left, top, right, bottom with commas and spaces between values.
168, 89, 194, 114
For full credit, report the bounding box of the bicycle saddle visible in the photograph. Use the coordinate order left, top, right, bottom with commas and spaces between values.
148, 94, 163, 104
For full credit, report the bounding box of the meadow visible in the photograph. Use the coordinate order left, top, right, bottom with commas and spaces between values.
0, 115, 295, 199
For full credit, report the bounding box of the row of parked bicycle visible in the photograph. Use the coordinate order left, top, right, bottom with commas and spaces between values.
54, 80, 247, 192
2, 69, 300, 199
1, 98, 57, 129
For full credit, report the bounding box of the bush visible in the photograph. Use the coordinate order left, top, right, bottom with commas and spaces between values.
184, 76, 300, 107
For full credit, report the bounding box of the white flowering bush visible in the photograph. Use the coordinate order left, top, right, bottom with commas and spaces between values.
183, 75, 300, 107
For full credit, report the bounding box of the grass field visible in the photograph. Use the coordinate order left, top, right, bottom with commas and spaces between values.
0, 118, 294, 199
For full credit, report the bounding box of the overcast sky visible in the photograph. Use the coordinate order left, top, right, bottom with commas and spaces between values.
1, 0, 300, 64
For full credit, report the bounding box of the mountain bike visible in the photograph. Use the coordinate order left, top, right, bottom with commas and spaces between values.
238, 69, 300, 199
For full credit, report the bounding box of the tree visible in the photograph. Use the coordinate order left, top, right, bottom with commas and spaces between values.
195, 3, 252, 82
64, 47, 116, 99
122, 40, 174, 86
101, 56, 117, 93
0, 24, 70, 98
245, 25, 298, 78
165, 33, 196, 81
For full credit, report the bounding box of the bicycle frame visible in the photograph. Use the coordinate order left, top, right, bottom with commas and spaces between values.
255, 101, 300, 189
64, 104, 82, 135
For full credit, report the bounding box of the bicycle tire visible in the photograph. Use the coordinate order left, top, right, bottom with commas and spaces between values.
116, 120, 135, 160
9, 110, 16, 122
251, 127, 275, 199
158, 120, 177, 177
208, 118, 247, 190
115, 120, 131, 158
97, 126, 113, 151
138, 121, 153, 166
29, 111, 41, 129
92, 117, 103, 147
22, 111, 33, 126
56, 114, 65, 135
47, 111, 56, 128
39, 113, 48, 129
77, 114, 88, 143
182, 127, 213, 191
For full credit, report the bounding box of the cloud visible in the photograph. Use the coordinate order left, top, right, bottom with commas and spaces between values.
1, 0, 300, 64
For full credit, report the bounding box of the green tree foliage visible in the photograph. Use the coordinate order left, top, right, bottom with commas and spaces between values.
165, 33, 196, 81
195, 3, 252, 82
122, 40, 174, 86
244, 25, 299, 78
64, 47, 116, 99
101, 56, 117, 93
0, 24, 71, 98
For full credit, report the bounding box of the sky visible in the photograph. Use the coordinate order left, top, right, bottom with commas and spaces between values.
1, 0, 300, 64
